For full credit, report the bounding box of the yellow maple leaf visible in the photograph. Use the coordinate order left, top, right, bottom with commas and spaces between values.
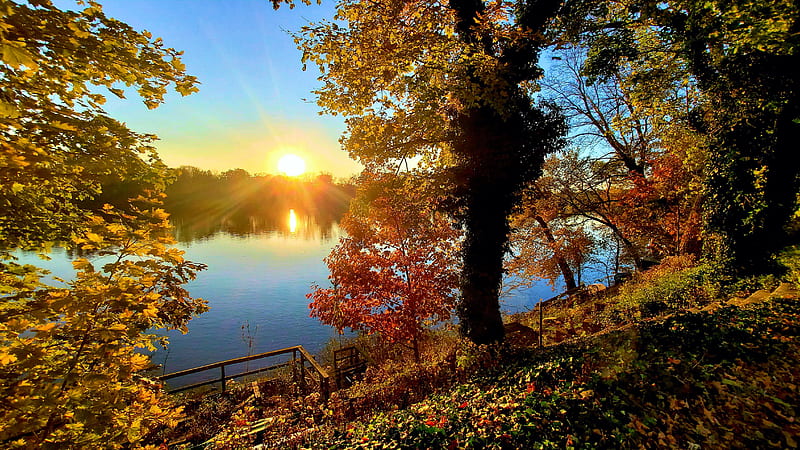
141, 305, 159, 318
0, 352, 18, 365
129, 353, 149, 371
35, 322, 58, 333
85, 232, 103, 243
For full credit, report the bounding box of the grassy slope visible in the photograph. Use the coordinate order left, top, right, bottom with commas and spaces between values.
306, 292, 800, 449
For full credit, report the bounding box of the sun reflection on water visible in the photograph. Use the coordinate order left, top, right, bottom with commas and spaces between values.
288, 209, 297, 233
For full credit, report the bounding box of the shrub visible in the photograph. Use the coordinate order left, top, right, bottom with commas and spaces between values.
614, 256, 714, 318
778, 245, 800, 286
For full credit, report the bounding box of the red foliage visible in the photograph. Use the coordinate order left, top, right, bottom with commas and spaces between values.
307, 174, 460, 357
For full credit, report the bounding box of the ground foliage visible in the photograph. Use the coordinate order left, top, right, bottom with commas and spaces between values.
304, 295, 800, 449
155, 330, 465, 449
163, 253, 800, 448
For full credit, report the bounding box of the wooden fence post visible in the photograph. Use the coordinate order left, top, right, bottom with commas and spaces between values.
299, 352, 306, 390
321, 375, 329, 403
539, 300, 544, 348
292, 349, 297, 385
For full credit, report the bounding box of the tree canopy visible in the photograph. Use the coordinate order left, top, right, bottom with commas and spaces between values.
1, 0, 198, 251
298, 0, 567, 344
562, 0, 800, 275
1, 1, 204, 446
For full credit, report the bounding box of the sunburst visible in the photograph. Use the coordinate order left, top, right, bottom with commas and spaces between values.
277, 154, 306, 177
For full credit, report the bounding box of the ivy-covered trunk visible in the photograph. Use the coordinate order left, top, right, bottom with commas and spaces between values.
448, 0, 566, 344
452, 108, 516, 344
458, 205, 508, 344
451, 101, 566, 344
701, 53, 800, 275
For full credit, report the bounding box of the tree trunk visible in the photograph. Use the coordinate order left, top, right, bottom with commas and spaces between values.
452, 105, 563, 345
534, 215, 578, 290
412, 335, 420, 364
457, 178, 509, 344
448, 0, 566, 344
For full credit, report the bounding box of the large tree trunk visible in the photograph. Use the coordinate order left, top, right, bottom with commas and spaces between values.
458, 198, 508, 344
452, 108, 515, 344
448, 0, 567, 344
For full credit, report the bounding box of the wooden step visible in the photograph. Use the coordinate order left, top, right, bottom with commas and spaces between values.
771, 282, 799, 299
729, 289, 771, 307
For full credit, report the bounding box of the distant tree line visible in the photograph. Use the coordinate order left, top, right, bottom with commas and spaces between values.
162, 167, 356, 242
80, 166, 357, 242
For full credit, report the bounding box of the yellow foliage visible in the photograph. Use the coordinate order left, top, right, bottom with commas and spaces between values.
141, 305, 159, 318
129, 354, 150, 372
0, 351, 18, 365
34, 322, 58, 333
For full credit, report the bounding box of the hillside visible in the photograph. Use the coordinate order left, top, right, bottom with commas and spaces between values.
157, 257, 800, 449
301, 284, 800, 449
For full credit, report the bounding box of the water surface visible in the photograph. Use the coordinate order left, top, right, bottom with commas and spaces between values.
15, 209, 556, 376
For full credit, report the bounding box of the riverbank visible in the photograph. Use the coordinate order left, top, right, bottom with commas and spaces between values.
305, 283, 800, 448
152, 253, 800, 448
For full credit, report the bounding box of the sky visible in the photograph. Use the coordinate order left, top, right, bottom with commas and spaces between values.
71, 0, 363, 177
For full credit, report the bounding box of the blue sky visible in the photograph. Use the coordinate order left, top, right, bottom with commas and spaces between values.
77, 0, 362, 177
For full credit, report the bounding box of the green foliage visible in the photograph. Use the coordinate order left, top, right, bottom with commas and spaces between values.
614, 257, 715, 318
778, 245, 800, 286
724, 274, 781, 298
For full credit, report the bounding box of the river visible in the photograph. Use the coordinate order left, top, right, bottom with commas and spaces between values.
14, 209, 557, 377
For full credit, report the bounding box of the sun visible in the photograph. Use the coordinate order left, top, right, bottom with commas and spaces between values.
277, 154, 306, 177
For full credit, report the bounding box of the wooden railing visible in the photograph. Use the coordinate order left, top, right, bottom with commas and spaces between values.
332, 346, 368, 388
158, 345, 329, 399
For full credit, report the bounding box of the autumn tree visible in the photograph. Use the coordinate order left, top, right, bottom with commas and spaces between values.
538, 43, 705, 266
307, 172, 460, 362
296, 0, 566, 344
1, 1, 204, 446
1, 200, 207, 448
508, 173, 595, 291
562, 0, 800, 275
